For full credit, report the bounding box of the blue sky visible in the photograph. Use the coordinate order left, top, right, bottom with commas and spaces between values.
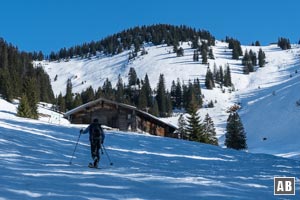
1, 0, 299, 54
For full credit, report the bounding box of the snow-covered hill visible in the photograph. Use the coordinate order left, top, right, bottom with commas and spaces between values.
1, 99, 300, 199
36, 40, 300, 159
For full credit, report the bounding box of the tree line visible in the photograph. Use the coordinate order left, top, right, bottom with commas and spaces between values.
47, 24, 215, 61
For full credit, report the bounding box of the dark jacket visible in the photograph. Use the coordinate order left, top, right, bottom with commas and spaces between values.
82, 122, 105, 143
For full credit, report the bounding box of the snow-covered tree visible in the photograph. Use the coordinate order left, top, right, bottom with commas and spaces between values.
203, 113, 218, 145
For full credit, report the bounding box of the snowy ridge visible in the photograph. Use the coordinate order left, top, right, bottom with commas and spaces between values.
0, 99, 300, 199
36, 40, 300, 159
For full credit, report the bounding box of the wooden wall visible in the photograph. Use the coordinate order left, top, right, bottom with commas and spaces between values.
67, 99, 175, 136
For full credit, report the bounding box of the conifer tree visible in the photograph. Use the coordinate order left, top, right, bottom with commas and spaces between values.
177, 114, 187, 139
193, 78, 203, 108
166, 92, 173, 116
81, 86, 95, 104
170, 80, 177, 109
223, 64, 232, 87
143, 74, 152, 107
116, 74, 124, 102
65, 78, 73, 111
156, 74, 167, 117
225, 112, 247, 150
277, 37, 291, 50
203, 113, 218, 145
175, 78, 182, 109
138, 88, 147, 111
208, 48, 214, 59
182, 83, 189, 109
17, 94, 32, 118
102, 78, 113, 99
186, 93, 204, 142
219, 65, 224, 86
73, 93, 83, 108
149, 98, 159, 117
57, 93, 66, 112
258, 48, 266, 67
249, 50, 257, 66
23, 78, 39, 119
128, 67, 138, 86
201, 48, 208, 64
0, 67, 13, 101
205, 67, 215, 89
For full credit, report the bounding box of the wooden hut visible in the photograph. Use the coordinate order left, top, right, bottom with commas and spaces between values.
64, 98, 177, 137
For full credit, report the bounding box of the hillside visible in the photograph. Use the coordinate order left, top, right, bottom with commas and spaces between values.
0, 98, 300, 199
36, 39, 300, 159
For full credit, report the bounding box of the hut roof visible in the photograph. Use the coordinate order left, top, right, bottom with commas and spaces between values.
64, 98, 177, 130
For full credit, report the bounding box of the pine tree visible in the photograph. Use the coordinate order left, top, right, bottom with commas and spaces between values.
143, 74, 152, 107
258, 48, 266, 67
255, 41, 261, 46
203, 113, 218, 145
170, 80, 177, 109
73, 93, 83, 108
116, 74, 124, 102
277, 37, 291, 50
138, 86, 147, 111
128, 67, 138, 86
201, 49, 208, 64
23, 78, 39, 119
177, 114, 187, 139
102, 78, 113, 99
149, 98, 159, 117
186, 93, 204, 142
193, 78, 203, 108
81, 86, 95, 104
166, 92, 173, 116
175, 78, 182, 109
205, 67, 215, 89
208, 48, 214, 59
225, 112, 247, 150
156, 74, 167, 117
57, 93, 66, 112
182, 83, 189, 109
17, 94, 33, 118
65, 78, 73, 111
219, 65, 224, 86
249, 50, 257, 66
0, 67, 13, 101
223, 64, 232, 87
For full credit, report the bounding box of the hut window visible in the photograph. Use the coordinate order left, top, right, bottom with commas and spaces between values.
127, 114, 131, 119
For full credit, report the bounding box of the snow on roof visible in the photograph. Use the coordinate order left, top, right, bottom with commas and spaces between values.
64, 98, 177, 129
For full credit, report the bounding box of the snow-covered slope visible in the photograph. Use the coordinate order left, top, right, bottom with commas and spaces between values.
1, 99, 300, 199
37, 41, 300, 159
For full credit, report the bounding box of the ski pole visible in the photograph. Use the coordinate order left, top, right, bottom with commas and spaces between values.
102, 144, 113, 165
69, 132, 81, 165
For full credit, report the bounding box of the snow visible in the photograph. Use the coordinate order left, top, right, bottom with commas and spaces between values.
1, 99, 300, 199
35, 41, 300, 159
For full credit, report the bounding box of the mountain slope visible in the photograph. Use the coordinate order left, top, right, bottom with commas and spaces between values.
37, 40, 300, 158
0, 99, 300, 199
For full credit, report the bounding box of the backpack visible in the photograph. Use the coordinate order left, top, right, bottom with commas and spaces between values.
90, 123, 102, 141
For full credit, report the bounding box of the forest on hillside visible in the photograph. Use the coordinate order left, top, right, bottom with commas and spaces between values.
0, 38, 54, 103
47, 24, 216, 60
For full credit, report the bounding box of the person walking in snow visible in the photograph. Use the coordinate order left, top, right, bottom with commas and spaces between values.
80, 118, 105, 168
